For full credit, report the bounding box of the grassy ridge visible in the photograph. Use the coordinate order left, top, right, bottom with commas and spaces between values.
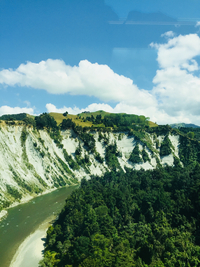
0, 110, 158, 128
78, 110, 110, 118
50, 111, 157, 128
50, 113, 94, 127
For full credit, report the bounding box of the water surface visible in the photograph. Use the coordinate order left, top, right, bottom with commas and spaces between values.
0, 186, 78, 267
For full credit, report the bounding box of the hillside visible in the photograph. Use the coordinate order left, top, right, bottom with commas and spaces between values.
40, 166, 200, 266
170, 123, 200, 128
0, 113, 34, 121
0, 111, 198, 211
50, 111, 158, 128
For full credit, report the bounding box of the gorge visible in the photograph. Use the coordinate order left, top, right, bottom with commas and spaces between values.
0, 111, 200, 266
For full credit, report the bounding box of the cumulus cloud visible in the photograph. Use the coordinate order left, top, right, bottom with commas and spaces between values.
45, 33, 200, 125
3, 32, 200, 126
152, 33, 200, 124
150, 34, 200, 70
0, 106, 34, 116
0, 59, 155, 108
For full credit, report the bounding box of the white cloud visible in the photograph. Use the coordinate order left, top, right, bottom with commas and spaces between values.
153, 67, 200, 115
83, 103, 115, 113
161, 31, 175, 38
46, 103, 82, 115
0, 106, 34, 116
23, 100, 31, 107
45, 33, 200, 126
3, 32, 200, 126
0, 59, 155, 108
151, 34, 200, 70
151, 33, 200, 124
195, 21, 200, 27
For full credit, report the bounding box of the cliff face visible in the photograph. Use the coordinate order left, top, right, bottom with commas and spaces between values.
0, 123, 182, 208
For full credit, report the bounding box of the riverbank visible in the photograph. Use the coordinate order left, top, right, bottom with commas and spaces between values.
0, 192, 51, 223
9, 187, 57, 209
0, 185, 77, 267
9, 217, 53, 267
0, 186, 65, 222
0, 210, 8, 220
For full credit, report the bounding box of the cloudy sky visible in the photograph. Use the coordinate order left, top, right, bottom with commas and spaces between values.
1, 0, 200, 125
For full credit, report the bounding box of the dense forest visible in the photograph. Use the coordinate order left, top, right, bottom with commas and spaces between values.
39, 164, 200, 267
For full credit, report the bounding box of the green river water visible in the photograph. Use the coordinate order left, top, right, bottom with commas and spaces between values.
0, 185, 78, 267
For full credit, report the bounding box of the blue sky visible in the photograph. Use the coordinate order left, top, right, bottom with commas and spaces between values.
1, 0, 200, 124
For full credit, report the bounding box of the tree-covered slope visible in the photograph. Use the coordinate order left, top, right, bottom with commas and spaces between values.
39, 165, 200, 267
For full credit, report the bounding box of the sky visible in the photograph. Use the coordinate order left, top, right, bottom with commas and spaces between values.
1, 0, 200, 125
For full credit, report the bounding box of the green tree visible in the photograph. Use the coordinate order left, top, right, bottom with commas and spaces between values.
129, 143, 142, 163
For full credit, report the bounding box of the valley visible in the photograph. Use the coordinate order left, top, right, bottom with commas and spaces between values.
0, 111, 200, 266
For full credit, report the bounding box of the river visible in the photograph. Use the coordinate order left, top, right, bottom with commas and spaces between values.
0, 185, 78, 267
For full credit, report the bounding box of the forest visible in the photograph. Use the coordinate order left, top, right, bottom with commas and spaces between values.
39, 163, 200, 267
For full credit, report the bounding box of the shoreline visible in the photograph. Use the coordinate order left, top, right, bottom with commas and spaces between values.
0, 209, 8, 220
0, 184, 79, 266
0, 183, 79, 222
0, 186, 61, 222
9, 216, 54, 267
9, 187, 57, 208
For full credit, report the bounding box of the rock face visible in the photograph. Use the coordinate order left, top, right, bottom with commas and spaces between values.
0, 122, 183, 208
